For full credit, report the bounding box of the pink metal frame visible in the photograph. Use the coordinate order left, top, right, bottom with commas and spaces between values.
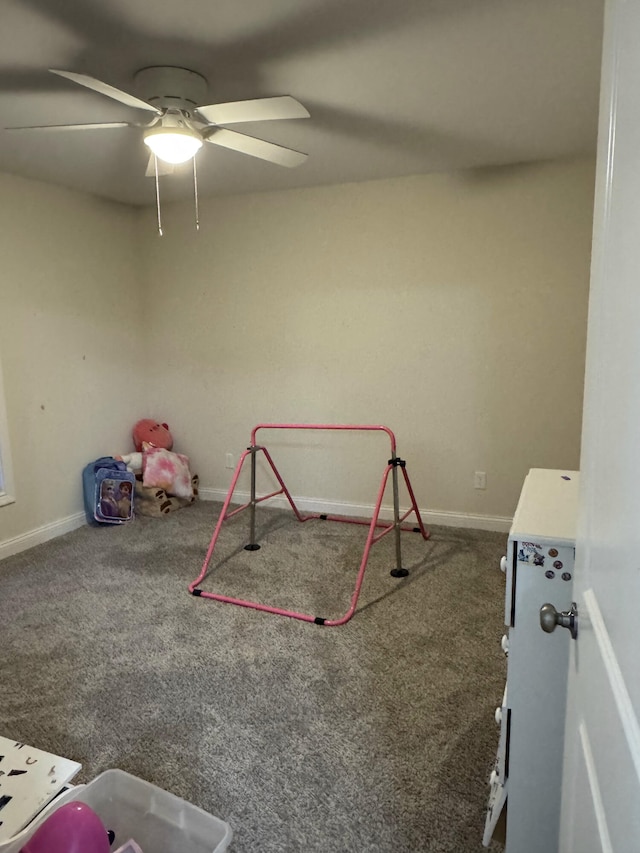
189, 424, 430, 626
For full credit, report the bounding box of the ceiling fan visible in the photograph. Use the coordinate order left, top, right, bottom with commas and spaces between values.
7, 66, 310, 176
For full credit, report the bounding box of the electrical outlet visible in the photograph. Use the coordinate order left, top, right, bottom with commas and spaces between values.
225, 453, 234, 469
474, 471, 487, 490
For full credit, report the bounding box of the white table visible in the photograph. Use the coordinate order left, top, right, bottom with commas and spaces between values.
0, 736, 80, 842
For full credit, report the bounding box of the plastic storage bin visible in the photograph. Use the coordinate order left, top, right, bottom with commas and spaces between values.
0, 770, 232, 853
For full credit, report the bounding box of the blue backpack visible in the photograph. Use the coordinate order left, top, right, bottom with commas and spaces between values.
82, 456, 135, 525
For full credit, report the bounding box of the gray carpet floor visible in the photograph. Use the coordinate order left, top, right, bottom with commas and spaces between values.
0, 500, 507, 852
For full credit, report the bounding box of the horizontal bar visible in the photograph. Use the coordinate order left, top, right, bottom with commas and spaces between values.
189, 431, 430, 625
251, 423, 397, 455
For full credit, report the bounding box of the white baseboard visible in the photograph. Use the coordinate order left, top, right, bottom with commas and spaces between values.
0, 511, 86, 562
198, 487, 512, 533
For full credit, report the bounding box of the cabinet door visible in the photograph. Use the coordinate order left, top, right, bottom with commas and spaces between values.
505, 542, 574, 853
483, 558, 510, 847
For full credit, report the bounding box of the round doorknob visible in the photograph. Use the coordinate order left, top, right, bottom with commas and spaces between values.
539, 601, 578, 640
539, 602, 560, 633
500, 556, 508, 573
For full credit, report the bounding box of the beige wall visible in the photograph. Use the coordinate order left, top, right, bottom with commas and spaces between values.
139, 157, 595, 521
0, 157, 594, 551
0, 173, 143, 545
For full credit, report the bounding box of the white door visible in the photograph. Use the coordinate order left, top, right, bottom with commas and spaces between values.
559, 0, 640, 849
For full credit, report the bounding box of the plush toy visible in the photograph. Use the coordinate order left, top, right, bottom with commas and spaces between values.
132, 419, 173, 452
118, 452, 143, 474
142, 446, 193, 499
116, 419, 197, 516
134, 474, 199, 517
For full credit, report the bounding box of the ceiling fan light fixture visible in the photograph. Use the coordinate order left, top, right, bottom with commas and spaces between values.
143, 127, 203, 164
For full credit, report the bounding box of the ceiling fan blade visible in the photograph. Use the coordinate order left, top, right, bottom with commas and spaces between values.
50, 69, 161, 115
205, 128, 307, 167
196, 96, 309, 126
145, 154, 175, 177
5, 122, 131, 131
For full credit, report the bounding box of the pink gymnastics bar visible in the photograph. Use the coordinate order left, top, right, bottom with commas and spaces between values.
189, 423, 430, 626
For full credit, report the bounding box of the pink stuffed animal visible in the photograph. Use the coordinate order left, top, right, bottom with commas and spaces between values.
132, 419, 173, 452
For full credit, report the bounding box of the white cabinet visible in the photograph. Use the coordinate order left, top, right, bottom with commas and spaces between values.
483, 468, 580, 852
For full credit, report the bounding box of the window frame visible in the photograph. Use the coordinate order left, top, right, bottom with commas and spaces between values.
0, 357, 15, 507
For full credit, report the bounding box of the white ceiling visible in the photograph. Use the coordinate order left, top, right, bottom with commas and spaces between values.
0, 0, 604, 207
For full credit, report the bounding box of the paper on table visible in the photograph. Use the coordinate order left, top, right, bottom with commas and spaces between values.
0, 736, 81, 842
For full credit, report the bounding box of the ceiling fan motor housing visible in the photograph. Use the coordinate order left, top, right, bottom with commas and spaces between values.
134, 66, 209, 113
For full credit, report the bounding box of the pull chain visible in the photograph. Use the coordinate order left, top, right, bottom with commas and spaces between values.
154, 154, 163, 237
193, 155, 200, 231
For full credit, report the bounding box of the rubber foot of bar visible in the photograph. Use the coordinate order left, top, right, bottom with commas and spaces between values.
244, 543, 261, 551
390, 568, 409, 578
